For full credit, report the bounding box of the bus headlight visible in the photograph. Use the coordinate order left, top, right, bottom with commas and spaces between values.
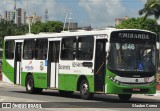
108, 76, 114, 81
108, 76, 122, 85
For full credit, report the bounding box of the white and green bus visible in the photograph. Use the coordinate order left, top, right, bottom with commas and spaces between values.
2, 29, 158, 101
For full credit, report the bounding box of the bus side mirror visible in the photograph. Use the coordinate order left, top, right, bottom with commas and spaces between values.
106, 42, 109, 52
156, 42, 159, 50
106, 42, 110, 59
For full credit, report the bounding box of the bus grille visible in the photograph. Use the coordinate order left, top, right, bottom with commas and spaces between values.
123, 89, 149, 93
121, 82, 151, 86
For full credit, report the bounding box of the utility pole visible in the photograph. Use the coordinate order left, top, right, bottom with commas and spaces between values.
45, 9, 48, 22
63, 11, 68, 31
14, 0, 16, 10
68, 10, 73, 31
63, 10, 72, 31
14, 0, 17, 24
0, 14, 2, 22
25, 0, 31, 34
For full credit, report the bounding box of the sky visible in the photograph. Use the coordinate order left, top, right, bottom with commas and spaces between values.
0, 0, 148, 28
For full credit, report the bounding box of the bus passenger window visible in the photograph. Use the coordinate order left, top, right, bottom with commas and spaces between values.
23, 39, 35, 59
61, 37, 76, 60
77, 36, 94, 60
35, 39, 48, 60
5, 41, 15, 59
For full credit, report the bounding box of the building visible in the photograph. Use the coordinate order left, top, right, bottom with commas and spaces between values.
115, 16, 129, 26
64, 22, 78, 30
4, 8, 26, 25
4, 11, 15, 21
63, 22, 92, 31
0, 14, 2, 21
26, 13, 41, 25
15, 8, 26, 25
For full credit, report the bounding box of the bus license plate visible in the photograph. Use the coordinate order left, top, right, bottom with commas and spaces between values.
132, 88, 140, 91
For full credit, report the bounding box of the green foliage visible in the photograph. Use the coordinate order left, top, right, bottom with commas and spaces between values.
139, 0, 160, 20
115, 17, 160, 36
0, 20, 63, 46
31, 21, 63, 34
0, 20, 28, 46
0, 20, 28, 37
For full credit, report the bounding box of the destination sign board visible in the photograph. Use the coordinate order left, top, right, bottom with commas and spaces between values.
110, 30, 156, 42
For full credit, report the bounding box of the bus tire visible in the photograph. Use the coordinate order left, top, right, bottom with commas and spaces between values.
118, 94, 132, 101
26, 75, 43, 94
26, 75, 35, 94
80, 79, 93, 99
59, 90, 74, 97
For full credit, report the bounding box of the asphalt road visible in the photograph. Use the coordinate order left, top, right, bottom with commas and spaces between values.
0, 83, 160, 110
0, 84, 160, 102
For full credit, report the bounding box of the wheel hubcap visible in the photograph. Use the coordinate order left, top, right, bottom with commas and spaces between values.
81, 83, 88, 95
27, 79, 33, 90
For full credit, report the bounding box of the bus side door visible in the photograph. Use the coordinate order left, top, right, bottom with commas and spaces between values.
14, 41, 23, 84
48, 41, 60, 88
94, 39, 106, 92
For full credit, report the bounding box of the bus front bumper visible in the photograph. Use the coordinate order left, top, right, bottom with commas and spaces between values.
105, 79, 156, 94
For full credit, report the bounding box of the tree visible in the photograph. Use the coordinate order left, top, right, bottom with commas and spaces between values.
115, 17, 160, 35
31, 21, 63, 34
139, 0, 160, 20
0, 20, 63, 46
0, 19, 28, 47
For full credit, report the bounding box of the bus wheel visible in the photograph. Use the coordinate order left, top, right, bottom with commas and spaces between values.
26, 75, 35, 94
26, 75, 43, 94
59, 90, 74, 97
118, 94, 132, 101
80, 79, 93, 99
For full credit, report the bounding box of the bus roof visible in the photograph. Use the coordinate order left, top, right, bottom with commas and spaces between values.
4, 30, 108, 40
4, 29, 156, 40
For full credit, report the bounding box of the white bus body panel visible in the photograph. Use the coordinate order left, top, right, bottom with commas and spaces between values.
58, 61, 94, 75
50, 63, 56, 87
21, 60, 47, 73
16, 62, 20, 84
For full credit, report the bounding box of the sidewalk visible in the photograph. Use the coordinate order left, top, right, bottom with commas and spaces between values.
154, 90, 160, 96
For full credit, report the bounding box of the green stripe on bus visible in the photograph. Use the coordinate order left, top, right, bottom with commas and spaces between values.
58, 74, 94, 92
21, 72, 47, 88
2, 59, 14, 83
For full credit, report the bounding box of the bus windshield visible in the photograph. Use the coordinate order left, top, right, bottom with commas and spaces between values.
108, 42, 156, 72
